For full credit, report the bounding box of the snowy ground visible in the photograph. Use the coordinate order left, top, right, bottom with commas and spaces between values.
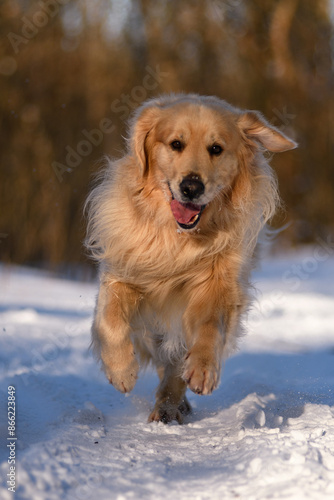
0, 246, 334, 499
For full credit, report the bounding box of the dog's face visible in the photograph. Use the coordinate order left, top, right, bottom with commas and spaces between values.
151, 104, 241, 230
131, 95, 297, 231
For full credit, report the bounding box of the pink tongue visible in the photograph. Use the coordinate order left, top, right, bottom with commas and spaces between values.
170, 199, 201, 225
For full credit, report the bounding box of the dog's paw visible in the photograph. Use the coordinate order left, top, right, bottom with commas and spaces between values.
148, 402, 185, 425
182, 350, 221, 395
102, 350, 139, 394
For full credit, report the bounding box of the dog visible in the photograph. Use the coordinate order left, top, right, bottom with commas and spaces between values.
85, 94, 297, 424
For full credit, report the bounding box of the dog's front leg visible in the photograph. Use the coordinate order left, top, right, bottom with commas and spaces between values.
182, 303, 241, 395
182, 321, 223, 395
92, 278, 141, 393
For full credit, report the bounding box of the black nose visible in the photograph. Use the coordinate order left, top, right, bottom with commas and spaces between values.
180, 174, 205, 201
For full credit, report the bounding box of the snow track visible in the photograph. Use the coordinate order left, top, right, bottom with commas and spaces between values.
0, 248, 334, 499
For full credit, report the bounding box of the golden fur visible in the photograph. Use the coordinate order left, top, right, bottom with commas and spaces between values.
85, 94, 296, 423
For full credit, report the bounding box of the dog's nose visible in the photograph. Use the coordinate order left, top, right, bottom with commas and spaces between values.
180, 174, 205, 201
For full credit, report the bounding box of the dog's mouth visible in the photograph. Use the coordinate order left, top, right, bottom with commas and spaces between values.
170, 197, 205, 230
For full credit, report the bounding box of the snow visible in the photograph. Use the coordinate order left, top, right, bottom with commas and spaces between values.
0, 246, 334, 500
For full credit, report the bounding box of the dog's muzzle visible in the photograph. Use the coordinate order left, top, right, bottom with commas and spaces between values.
169, 175, 206, 230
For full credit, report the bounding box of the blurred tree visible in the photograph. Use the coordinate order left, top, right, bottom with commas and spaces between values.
0, 0, 333, 271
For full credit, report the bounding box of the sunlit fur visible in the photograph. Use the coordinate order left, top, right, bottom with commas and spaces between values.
85, 94, 296, 423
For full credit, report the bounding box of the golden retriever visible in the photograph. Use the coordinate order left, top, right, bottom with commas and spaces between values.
85, 94, 296, 424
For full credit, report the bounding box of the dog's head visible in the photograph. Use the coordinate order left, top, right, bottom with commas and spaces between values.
128, 94, 297, 231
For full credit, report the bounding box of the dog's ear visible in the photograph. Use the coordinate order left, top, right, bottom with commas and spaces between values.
238, 111, 297, 152
129, 104, 161, 175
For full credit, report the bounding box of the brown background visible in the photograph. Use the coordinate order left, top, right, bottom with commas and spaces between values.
0, 0, 333, 273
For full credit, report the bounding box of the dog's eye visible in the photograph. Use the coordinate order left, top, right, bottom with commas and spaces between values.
209, 144, 223, 156
170, 140, 183, 151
